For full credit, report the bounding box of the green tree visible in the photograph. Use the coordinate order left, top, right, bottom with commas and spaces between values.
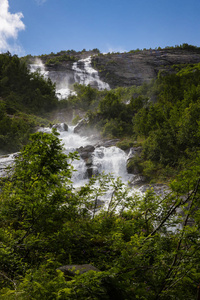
0, 130, 79, 277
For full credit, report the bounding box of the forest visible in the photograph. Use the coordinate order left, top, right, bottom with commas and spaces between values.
0, 50, 200, 299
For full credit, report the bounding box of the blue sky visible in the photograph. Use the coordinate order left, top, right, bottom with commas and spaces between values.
1, 0, 200, 56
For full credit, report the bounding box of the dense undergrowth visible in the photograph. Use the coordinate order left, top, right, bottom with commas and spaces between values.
0, 131, 200, 299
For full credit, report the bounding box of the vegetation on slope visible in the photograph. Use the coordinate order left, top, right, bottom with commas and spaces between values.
1, 47, 200, 299
67, 61, 200, 182
0, 52, 58, 152
1, 131, 200, 299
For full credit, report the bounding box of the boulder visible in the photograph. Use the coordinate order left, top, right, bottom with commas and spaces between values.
139, 183, 170, 197
57, 264, 100, 277
126, 147, 143, 174
95, 139, 120, 148
74, 118, 88, 134
128, 147, 142, 158
63, 122, 68, 131
77, 145, 95, 160
52, 122, 68, 132
87, 166, 99, 178
129, 175, 147, 187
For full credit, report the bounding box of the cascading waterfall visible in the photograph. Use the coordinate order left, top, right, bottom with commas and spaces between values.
58, 125, 132, 187
0, 124, 139, 215
29, 56, 110, 100
0, 57, 139, 208
92, 146, 130, 182
29, 59, 49, 77
72, 56, 110, 91
37, 124, 132, 187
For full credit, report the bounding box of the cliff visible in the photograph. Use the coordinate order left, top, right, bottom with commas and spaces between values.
91, 48, 200, 88
26, 46, 200, 90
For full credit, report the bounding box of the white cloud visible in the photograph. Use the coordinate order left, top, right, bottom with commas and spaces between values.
0, 0, 25, 54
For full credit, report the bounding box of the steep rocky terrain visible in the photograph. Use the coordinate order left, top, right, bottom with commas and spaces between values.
25, 47, 200, 90
91, 48, 200, 88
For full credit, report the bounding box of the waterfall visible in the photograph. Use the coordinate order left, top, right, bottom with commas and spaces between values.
72, 56, 110, 91
92, 146, 130, 182
57, 126, 132, 187
37, 124, 131, 187
29, 56, 110, 100
0, 125, 132, 186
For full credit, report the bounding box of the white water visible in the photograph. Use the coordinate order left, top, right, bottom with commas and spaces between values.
92, 146, 130, 182
58, 126, 132, 186
0, 125, 132, 186
72, 56, 110, 91
29, 59, 49, 78
29, 56, 110, 100
0, 153, 17, 177
37, 124, 132, 187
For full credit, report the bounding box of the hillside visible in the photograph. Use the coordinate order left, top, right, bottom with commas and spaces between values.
25, 45, 200, 89
1, 46, 200, 299
92, 46, 200, 88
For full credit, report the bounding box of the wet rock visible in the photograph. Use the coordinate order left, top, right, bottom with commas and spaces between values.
128, 147, 142, 159
87, 166, 99, 178
129, 175, 147, 187
52, 122, 68, 131
139, 183, 170, 197
74, 118, 88, 134
126, 147, 143, 174
77, 145, 96, 178
87, 167, 94, 178
85, 157, 93, 166
95, 139, 120, 148
63, 123, 68, 131
57, 264, 100, 277
77, 145, 95, 160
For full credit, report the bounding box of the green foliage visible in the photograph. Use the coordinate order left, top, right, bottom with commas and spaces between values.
45, 54, 77, 66
116, 138, 135, 150
1, 132, 200, 299
0, 52, 58, 114
0, 52, 59, 152
2, 48, 200, 299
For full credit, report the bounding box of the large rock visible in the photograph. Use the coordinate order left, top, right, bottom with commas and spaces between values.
95, 139, 120, 148
126, 147, 142, 174
139, 183, 170, 197
77, 145, 96, 178
129, 175, 147, 187
77, 145, 95, 160
52, 122, 68, 132
57, 264, 100, 277
74, 118, 88, 134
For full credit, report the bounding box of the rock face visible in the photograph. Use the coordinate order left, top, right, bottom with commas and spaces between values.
32, 48, 200, 93
92, 49, 200, 88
